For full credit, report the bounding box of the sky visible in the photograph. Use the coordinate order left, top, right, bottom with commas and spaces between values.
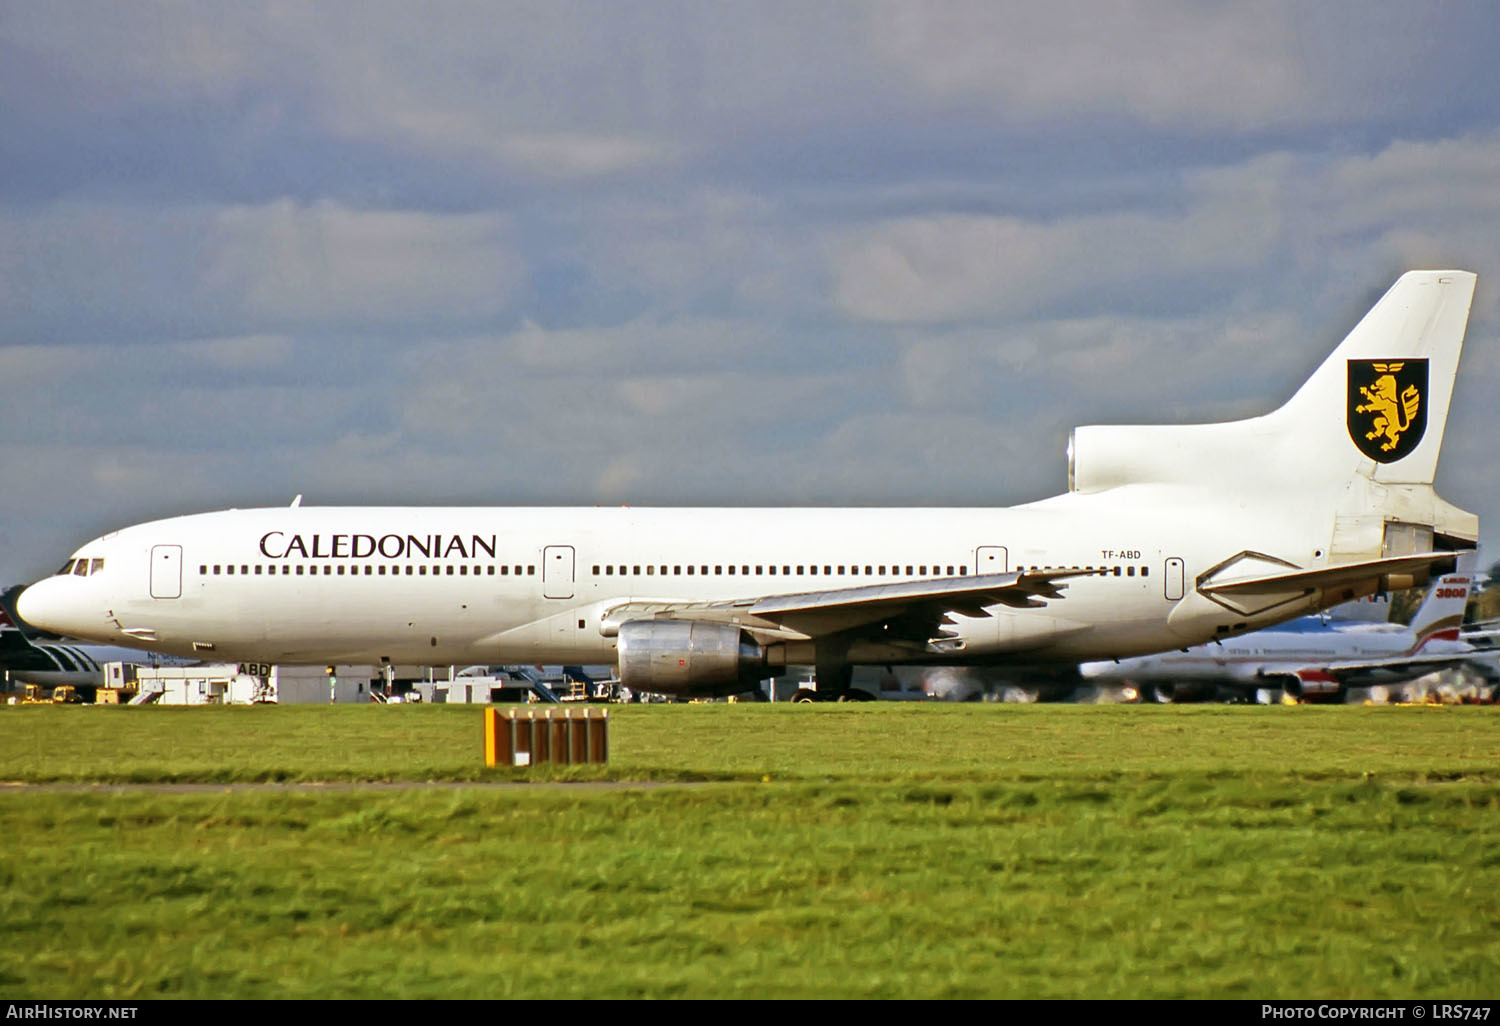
3, 1, 1500, 585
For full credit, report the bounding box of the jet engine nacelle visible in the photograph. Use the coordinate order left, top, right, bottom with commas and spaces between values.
1282, 673, 1346, 703
1146, 681, 1216, 703
617, 620, 768, 697
1067, 424, 1217, 492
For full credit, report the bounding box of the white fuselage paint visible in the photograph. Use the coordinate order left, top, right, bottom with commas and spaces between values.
17, 486, 1329, 669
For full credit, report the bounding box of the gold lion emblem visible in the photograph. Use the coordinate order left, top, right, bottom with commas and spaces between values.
1354, 361, 1421, 453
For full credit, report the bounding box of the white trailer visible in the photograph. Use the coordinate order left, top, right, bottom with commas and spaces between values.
106, 661, 374, 704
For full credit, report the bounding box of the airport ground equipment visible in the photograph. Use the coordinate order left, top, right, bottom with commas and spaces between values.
410, 668, 562, 703
483, 706, 608, 767
107, 662, 374, 704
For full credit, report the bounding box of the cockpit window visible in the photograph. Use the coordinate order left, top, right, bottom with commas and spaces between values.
73, 560, 90, 576
90, 558, 105, 575
57, 559, 76, 576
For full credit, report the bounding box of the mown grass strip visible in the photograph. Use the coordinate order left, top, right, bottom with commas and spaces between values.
2, 776, 1496, 999
3, 703, 1497, 785
2, 704, 1496, 998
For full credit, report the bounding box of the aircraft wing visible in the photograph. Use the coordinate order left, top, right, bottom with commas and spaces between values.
1323, 652, 1491, 688
602, 569, 1101, 642
1258, 652, 1490, 692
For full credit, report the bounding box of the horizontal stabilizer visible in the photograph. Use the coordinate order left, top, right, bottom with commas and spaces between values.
1201, 552, 1460, 598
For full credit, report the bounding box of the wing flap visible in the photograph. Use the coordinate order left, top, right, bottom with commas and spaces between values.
601, 569, 1100, 642
746, 570, 1097, 637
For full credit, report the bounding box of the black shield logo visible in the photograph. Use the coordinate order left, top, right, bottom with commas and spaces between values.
1348, 359, 1427, 463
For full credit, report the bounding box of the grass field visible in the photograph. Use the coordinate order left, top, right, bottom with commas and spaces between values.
2, 703, 1497, 999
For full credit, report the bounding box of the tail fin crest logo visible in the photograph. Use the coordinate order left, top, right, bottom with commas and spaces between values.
1348, 359, 1427, 463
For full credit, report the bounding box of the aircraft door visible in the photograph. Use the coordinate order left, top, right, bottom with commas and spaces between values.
150, 545, 182, 599
542, 546, 575, 600
976, 546, 1008, 575
1164, 557, 1185, 601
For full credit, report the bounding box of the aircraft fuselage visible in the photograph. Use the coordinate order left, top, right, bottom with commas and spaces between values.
17, 490, 1330, 670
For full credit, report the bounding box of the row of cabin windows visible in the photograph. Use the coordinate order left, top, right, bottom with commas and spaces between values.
196, 561, 1152, 580
590, 563, 968, 577
1016, 564, 1150, 577
200, 564, 536, 577
587, 563, 1152, 578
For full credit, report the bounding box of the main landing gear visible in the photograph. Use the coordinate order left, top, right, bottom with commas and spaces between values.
789, 658, 876, 702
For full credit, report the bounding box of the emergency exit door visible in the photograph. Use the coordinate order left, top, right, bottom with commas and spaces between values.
150, 544, 182, 599
976, 546, 1008, 575
1164, 557, 1185, 601
543, 546, 575, 600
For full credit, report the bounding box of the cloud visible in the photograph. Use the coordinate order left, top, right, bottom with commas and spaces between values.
862, 1, 1309, 128
827, 135, 1500, 328
170, 334, 296, 371
578, 187, 826, 313
3, 3, 266, 105
495, 133, 676, 179
829, 193, 1283, 324
6, 3, 1500, 583
0, 199, 525, 339
202, 199, 523, 325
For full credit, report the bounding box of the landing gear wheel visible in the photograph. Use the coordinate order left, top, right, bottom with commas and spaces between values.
792, 688, 818, 704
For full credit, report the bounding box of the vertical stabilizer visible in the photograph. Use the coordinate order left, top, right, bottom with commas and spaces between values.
1271, 270, 1475, 487
1408, 552, 1477, 647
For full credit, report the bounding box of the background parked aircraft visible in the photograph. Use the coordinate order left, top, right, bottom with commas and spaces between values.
0, 584, 188, 697
1076, 560, 1498, 703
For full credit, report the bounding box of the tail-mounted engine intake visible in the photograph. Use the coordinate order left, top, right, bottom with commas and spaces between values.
617, 620, 768, 697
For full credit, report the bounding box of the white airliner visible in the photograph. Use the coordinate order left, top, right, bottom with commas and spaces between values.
1078, 560, 1496, 703
16, 271, 1482, 700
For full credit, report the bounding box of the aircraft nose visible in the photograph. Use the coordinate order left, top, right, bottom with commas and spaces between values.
15, 579, 87, 637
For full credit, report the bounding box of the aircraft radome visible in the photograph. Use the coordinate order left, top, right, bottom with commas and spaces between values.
18, 271, 1481, 700
0, 585, 191, 696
